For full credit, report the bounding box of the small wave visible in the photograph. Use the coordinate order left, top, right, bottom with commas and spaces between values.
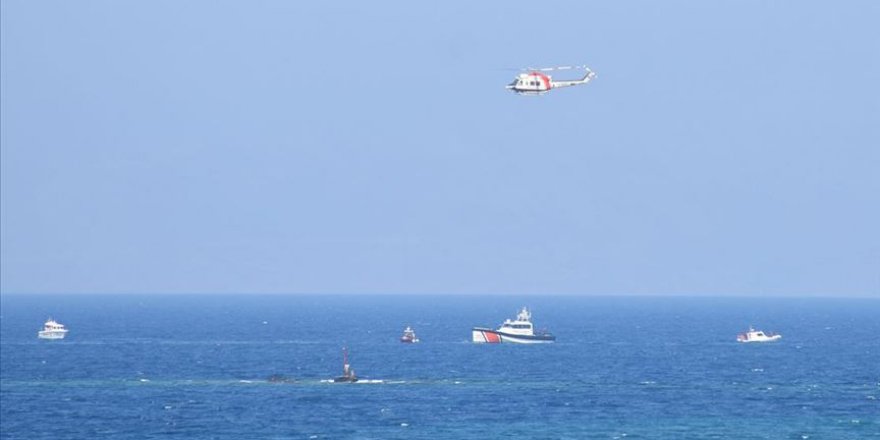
751, 368, 764, 372
238, 380, 254, 384
139, 379, 150, 383
639, 381, 656, 385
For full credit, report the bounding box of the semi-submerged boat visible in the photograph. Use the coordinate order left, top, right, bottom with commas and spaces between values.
38, 318, 68, 340
472, 307, 555, 344
737, 326, 781, 343
333, 347, 358, 383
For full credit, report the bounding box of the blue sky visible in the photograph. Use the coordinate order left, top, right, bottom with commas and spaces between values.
2, 1, 878, 296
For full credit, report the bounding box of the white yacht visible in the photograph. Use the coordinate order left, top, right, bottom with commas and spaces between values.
737, 326, 781, 343
38, 318, 69, 340
472, 307, 555, 344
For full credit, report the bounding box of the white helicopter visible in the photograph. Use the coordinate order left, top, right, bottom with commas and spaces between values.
506, 65, 596, 95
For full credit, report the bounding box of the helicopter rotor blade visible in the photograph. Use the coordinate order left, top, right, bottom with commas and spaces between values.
523, 65, 590, 72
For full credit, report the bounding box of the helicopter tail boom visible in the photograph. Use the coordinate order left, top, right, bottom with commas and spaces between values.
550, 69, 596, 89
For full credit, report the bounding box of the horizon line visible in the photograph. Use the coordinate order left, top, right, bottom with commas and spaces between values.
1, 291, 877, 299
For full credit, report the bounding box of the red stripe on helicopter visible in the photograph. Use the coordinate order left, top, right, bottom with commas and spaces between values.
536, 72, 551, 89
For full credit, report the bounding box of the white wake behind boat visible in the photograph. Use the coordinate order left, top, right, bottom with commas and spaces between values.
737, 326, 781, 343
38, 318, 68, 340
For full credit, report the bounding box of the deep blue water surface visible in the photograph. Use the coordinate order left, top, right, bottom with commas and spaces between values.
1, 295, 878, 439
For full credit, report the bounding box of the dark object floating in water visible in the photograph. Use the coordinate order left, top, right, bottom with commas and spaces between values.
333, 347, 358, 383
267, 374, 295, 384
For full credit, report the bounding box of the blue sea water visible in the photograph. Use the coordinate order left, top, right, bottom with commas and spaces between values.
1, 294, 878, 439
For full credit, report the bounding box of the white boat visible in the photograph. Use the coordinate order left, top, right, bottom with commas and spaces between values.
38, 318, 68, 340
472, 307, 555, 344
400, 326, 419, 343
737, 326, 781, 343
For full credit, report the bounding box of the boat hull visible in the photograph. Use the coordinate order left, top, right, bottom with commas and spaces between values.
471, 327, 555, 344
38, 331, 67, 340
737, 335, 782, 343
333, 377, 359, 383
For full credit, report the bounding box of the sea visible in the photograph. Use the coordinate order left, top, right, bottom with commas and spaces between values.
1, 294, 878, 439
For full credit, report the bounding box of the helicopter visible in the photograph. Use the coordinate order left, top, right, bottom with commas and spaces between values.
506, 65, 596, 95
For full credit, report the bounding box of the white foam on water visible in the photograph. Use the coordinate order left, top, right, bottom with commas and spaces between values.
139, 379, 150, 383
239, 380, 253, 384
400, 423, 409, 427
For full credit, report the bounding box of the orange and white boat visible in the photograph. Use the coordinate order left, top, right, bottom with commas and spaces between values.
472, 307, 555, 344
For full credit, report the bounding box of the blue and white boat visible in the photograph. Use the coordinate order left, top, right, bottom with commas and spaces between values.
472, 307, 555, 344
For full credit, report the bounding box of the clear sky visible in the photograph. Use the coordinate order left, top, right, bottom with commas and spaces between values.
2, 1, 878, 296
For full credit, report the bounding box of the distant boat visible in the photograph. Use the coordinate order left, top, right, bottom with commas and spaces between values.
400, 326, 420, 343
472, 307, 555, 344
38, 318, 68, 340
333, 347, 358, 383
737, 326, 781, 343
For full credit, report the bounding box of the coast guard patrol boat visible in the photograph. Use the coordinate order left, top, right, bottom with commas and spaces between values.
472, 307, 555, 344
